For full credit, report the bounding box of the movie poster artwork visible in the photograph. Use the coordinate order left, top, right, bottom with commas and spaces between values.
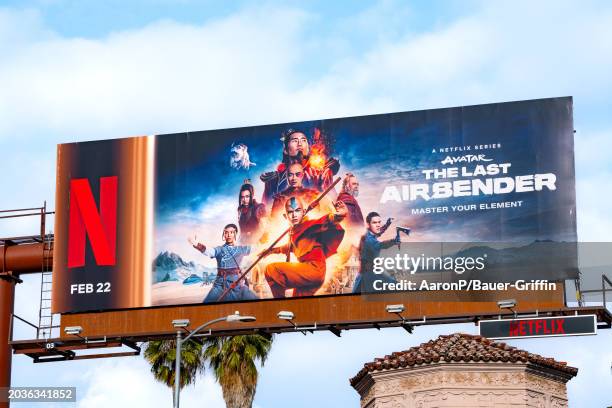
151, 97, 577, 307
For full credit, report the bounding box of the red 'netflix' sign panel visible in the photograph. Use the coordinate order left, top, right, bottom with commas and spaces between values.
53, 137, 152, 313
479, 315, 596, 339
68, 176, 118, 268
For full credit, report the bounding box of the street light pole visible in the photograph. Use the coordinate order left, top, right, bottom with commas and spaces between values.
173, 313, 256, 408
174, 329, 182, 408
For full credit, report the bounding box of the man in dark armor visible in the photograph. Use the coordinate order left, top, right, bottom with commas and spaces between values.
260, 128, 340, 205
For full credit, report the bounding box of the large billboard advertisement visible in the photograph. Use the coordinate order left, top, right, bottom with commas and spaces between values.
52, 97, 577, 314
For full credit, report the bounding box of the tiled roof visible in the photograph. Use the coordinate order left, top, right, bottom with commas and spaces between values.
350, 333, 578, 386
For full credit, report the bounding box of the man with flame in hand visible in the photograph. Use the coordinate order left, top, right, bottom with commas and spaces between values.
237, 180, 266, 245
259, 196, 347, 298
260, 128, 340, 205
308, 127, 339, 192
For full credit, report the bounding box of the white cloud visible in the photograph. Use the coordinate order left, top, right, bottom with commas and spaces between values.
574, 128, 612, 241
0, 6, 315, 143
575, 129, 612, 176
308, 1, 612, 116
0, 7, 54, 52
2, 1, 612, 142
77, 357, 224, 408
576, 175, 612, 241
0, 152, 56, 232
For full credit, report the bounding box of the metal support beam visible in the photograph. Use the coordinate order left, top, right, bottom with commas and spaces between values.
121, 339, 141, 353
0, 272, 16, 408
0, 242, 53, 275
0, 273, 22, 285
328, 326, 342, 337
33, 351, 139, 364
401, 323, 414, 334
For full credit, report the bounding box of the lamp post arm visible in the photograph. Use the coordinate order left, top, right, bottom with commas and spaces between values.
183, 316, 228, 343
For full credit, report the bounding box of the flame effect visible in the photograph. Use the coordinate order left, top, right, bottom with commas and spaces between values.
308, 147, 326, 170
308, 128, 327, 170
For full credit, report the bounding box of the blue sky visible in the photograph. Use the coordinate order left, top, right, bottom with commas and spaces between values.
0, 1, 469, 41
1, 0, 612, 407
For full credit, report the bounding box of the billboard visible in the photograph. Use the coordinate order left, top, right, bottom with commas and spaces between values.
53, 97, 577, 314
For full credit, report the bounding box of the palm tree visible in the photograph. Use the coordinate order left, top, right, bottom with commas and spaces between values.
144, 339, 205, 406
203, 334, 273, 408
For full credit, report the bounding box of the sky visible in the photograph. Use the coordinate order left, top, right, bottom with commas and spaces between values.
1, 0, 612, 407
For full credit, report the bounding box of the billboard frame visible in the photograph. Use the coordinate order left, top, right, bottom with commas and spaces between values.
9, 306, 611, 363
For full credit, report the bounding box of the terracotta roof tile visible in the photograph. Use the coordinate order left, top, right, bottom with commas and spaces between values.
350, 333, 578, 386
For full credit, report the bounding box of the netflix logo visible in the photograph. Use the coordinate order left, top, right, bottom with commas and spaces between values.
67, 176, 118, 268
509, 318, 564, 336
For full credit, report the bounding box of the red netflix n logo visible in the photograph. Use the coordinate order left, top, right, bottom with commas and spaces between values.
67, 176, 118, 268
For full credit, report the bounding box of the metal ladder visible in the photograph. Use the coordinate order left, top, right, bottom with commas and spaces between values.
37, 203, 57, 339
37, 268, 54, 339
